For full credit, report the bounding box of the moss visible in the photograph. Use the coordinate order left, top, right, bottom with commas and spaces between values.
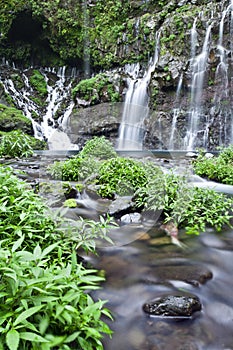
72, 73, 120, 105
63, 198, 77, 208
0, 103, 33, 134
29, 70, 47, 98
0, 0, 222, 69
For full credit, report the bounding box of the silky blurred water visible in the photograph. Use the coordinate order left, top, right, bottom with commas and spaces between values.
91, 226, 233, 350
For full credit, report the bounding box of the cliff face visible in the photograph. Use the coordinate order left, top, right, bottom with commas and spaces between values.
0, 0, 232, 150
0, 0, 221, 68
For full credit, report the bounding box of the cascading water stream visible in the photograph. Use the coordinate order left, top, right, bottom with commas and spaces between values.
1, 73, 43, 139
117, 32, 160, 150
183, 25, 212, 150
0, 66, 78, 149
169, 73, 183, 150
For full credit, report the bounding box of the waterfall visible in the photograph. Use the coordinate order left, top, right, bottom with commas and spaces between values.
0, 66, 78, 149
183, 25, 212, 150
117, 33, 160, 150
179, 0, 233, 150
169, 73, 183, 150
1, 73, 42, 139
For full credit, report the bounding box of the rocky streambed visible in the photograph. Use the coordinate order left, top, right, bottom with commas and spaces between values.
2, 153, 233, 350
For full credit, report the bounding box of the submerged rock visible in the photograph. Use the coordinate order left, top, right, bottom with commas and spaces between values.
143, 293, 202, 318
145, 263, 213, 286
108, 196, 136, 219
120, 212, 142, 224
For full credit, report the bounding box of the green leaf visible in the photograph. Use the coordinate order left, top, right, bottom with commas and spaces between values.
19, 332, 49, 343
6, 329, 20, 350
33, 245, 42, 259
13, 305, 43, 326
12, 235, 25, 252
64, 331, 80, 343
39, 316, 49, 335
41, 243, 59, 259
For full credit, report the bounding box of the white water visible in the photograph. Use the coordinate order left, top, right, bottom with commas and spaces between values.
169, 74, 183, 150
184, 25, 212, 150
0, 66, 78, 150
117, 33, 160, 150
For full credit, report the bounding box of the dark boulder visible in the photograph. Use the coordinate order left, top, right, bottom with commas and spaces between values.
143, 293, 202, 318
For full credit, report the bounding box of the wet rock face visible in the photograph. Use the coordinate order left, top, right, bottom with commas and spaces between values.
143, 294, 202, 318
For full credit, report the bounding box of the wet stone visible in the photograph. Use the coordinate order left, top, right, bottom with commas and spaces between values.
143, 293, 202, 318
108, 196, 136, 218
145, 263, 213, 286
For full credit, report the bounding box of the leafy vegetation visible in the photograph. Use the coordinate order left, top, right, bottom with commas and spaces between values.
0, 166, 113, 349
135, 172, 233, 235
0, 0, 201, 68
96, 157, 148, 198
49, 136, 117, 181
49, 137, 233, 235
193, 147, 233, 185
0, 130, 45, 158
79, 136, 117, 159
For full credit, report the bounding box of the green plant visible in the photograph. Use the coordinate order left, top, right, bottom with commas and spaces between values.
135, 172, 233, 234
64, 198, 77, 208
96, 157, 148, 198
0, 166, 57, 249
72, 74, 120, 104
193, 147, 233, 185
0, 245, 112, 350
0, 166, 113, 349
0, 104, 32, 134
49, 137, 117, 181
79, 136, 117, 160
0, 130, 35, 158
49, 156, 99, 181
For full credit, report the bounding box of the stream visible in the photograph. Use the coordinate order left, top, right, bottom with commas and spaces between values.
3, 153, 233, 350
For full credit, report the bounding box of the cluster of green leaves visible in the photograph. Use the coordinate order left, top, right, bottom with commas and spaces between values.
193, 147, 233, 185
49, 136, 233, 235
96, 157, 148, 198
135, 172, 233, 235
0, 166, 113, 349
49, 156, 99, 181
49, 136, 117, 181
79, 136, 117, 159
0, 130, 46, 158
72, 74, 120, 105
0, 130, 34, 158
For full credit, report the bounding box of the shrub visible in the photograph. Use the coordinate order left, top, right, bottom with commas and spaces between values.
49, 156, 99, 181
72, 74, 120, 105
135, 172, 233, 234
29, 70, 48, 98
193, 146, 233, 184
0, 246, 112, 350
0, 103, 32, 135
0, 166, 113, 349
49, 137, 116, 181
0, 166, 56, 249
79, 136, 117, 160
0, 130, 40, 158
96, 157, 148, 198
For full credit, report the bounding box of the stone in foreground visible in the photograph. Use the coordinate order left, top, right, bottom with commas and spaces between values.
143, 293, 202, 319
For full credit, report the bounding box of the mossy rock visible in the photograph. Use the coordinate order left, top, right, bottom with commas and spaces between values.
0, 103, 33, 135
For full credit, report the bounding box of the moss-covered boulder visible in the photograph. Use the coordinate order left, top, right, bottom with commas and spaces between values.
0, 103, 33, 134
